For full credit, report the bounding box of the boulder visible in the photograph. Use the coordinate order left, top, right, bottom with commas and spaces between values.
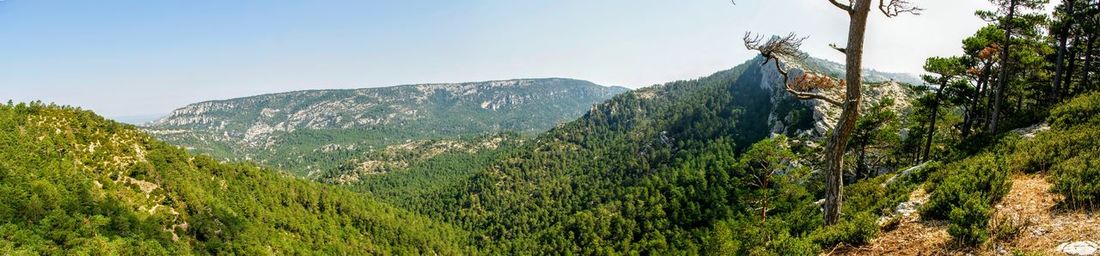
1057, 241, 1099, 256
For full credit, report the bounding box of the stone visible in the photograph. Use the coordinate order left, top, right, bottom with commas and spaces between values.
1030, 226, 1048, 236
1057, 241, 1099, 255
896, 201, 922, 218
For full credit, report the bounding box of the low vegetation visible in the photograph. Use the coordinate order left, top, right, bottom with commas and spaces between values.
0, 102, 469, 254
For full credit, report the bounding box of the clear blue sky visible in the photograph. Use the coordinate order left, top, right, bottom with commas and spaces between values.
0, 0, 1005, 119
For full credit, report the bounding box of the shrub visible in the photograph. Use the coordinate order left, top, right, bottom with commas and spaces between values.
1009, 126, 1100, 173
922, 154, 1010, 220
844, 173, 919, 217
947, 197, 990, 246
1050, 155, 1100, 209
770, 235, 819, 256
990, 214, 1027, 242
1048, 92, 1100, 130
809, 212, 879, 248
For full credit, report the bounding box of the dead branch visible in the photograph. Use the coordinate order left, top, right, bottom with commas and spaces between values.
829, 43, 848, 54
746, 32, 843, 106
743, 32, 807, 61
783, 68, 845, 106
879, 0, 922, 17
829, 0, 854, 13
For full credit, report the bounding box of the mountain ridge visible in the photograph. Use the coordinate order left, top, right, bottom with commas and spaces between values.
149, 77, 628, 119
373, 55, 925, 253
144, 78, 628, 176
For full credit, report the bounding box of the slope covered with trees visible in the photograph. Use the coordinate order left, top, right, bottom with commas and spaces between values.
383, 57, 925, 254
825, 0, 1100, 252
144, 78, 627, 177
0, 102, 470, 254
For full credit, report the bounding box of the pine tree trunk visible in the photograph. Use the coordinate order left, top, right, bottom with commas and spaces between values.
1064, 35, 1080, 98
1084, 34, 1096, 91
962, 62, 992, 138
1053, 0, 1076, 101
923, 84, 945, 161
990, 0, 1018, 134
823, 0, 871, 226
857, 137, 869, 180
1016, 92, 1024, 113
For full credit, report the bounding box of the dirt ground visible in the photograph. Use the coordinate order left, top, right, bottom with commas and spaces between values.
829, 174, 1100, 256
993, 174, 1099, 254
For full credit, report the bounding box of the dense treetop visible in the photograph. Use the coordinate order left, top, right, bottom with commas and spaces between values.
0, 102, 470, 254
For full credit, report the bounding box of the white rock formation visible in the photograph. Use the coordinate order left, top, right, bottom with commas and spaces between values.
1058, 241, 1099, 256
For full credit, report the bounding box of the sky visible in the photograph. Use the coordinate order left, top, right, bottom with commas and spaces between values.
0, 0, 1016, 120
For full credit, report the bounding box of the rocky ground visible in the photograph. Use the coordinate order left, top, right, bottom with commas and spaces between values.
832, 174, 1099, 255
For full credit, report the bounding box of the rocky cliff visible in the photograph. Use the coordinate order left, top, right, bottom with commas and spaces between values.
758, 56, 920, 137
143, 78, 627, 176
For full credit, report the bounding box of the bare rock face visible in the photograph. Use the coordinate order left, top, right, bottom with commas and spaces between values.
756, 56, 919, 138
148, 79, 625, 145
142, 78, 627, 176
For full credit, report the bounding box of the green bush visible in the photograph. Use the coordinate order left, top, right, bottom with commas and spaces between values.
947, 197, 991, 246
1007, 92, 1100, 208
1009, 126, 1100, 173
991, 215, 1026, 242
769, 235, 819, 256
1050, 156, 1100, 209
809, 212, 879, 248
844, 173, 920, 217
922, 154, 1010, 220
1048, 92, 1100, 130
920, 154, 1010, 246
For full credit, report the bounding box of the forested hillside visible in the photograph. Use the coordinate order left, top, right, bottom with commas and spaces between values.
4, 0, 1098, 254
144, 78, 627, 176
377, 57, 924, 254
0, 102, 470, 254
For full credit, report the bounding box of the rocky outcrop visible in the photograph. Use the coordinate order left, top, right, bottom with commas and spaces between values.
142, 78, 626, 176
1058, 241, 1099, 255
757, 56, 919, 137
145, 78, 625, 148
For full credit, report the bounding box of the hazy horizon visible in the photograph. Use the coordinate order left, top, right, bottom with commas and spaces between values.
1, 0, 1017, 119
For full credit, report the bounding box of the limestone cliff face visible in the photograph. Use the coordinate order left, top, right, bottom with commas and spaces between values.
756, 56, 920, 137
145, 78, 627, 150
142, 78, 628, 176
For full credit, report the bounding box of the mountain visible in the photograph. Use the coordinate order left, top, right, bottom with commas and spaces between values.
759, 56, 919, 136
110, 113, 166, 125
799, 57, 924, 86
368, 56, 923, 254
143, 78, 628, 176
0, 102, 470, 254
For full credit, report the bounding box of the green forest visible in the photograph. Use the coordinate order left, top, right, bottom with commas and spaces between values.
0, 102, 471, 254
2, 0, 1100, 255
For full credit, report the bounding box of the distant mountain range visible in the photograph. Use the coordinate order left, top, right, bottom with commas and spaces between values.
111, 113, 166, 125
143, 78, 628, 176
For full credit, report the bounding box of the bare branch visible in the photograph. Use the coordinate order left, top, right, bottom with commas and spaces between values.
785, 84, 843, 106
745, 32, 841, 107
829, 0, 853, 13
829, 43, 847, 54
743, 32, 807, 61
785, 71, 844, 106
787, 89, 843, 106
879, 0, 922, 17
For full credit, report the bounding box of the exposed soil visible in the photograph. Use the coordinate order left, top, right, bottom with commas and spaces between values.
830, 188, 965, 256
830, 174, 1100, 255
992, 174, 1099, 255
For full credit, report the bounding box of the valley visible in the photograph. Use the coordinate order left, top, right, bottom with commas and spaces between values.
3, 0, 1099, 255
